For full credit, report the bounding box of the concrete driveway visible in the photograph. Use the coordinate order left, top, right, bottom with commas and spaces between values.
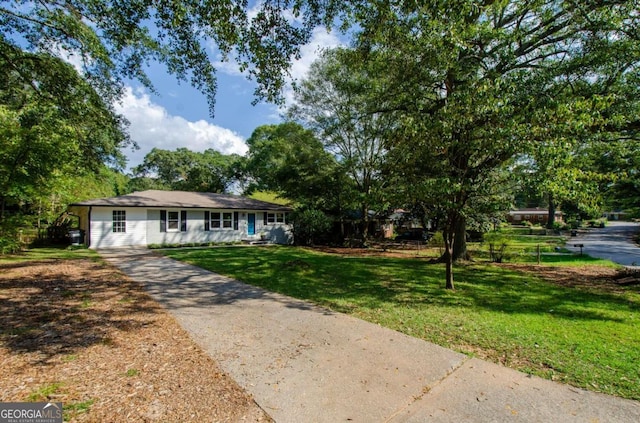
99, 247, 640, 422
567, 221, 640, 267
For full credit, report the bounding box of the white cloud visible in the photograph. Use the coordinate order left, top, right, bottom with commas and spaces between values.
289, 27, 342, 81
212, 25, 343, 110
115, 87, 248, 171
50, 44, 86, 73
283, 27, 342, 104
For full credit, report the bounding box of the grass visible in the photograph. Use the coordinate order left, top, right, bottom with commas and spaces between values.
26, 382, 93, 420
162, 245, 640, 400
28, 382, 63, 402
0, 246, 100, 263
125, 368, 139, 377
64, 399, 94, 420
469, 231, 619, 266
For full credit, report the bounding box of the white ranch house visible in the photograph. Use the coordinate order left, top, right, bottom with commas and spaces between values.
68, 190, 293, 248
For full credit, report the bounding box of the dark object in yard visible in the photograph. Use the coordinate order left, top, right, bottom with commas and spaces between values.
68, 229, 85, 246
466, 230, 484, 242
571, 230, 578, 236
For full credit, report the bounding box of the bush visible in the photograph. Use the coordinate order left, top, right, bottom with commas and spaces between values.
290, 209, 332, 246
567, 219, 581, 229
428, 231, 445, 255
483, 231, 511, 263
0, 216, 29, 254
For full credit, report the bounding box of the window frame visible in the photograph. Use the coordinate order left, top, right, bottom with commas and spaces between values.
112, 210, 126, 233
209, 210, 234, 230
266, 212, 286, 224
166, 210, 181, 232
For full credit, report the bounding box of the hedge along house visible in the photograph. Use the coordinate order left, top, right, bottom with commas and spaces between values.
67, 190, 293, 248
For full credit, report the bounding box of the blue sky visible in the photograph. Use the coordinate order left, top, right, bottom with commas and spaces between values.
115, 27, 343, 172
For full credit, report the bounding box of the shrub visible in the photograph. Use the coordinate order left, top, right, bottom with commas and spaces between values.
290, 209, 332, 246
428, 231, 445, 255
567, 219, 580, 229
483, 231, 511, 263
0, 216, 29, 254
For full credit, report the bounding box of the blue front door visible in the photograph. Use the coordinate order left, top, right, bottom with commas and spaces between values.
247, 213, 256, 235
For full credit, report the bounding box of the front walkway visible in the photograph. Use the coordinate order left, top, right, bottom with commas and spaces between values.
99, 248, 640, 422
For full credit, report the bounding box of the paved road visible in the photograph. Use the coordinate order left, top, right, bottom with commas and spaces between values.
99, 248, 640, 423
567, 221, 640, 267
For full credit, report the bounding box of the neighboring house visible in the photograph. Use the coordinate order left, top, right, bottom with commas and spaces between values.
602, 210, 627, 221
68, 190, 293, 248
507, 208, 563, 225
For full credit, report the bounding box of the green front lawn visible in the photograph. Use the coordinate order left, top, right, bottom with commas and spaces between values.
163, 246, 640, 400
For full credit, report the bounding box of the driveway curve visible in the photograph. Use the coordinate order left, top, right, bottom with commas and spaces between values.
567, 221, 640, 267
99, 247, 640, 422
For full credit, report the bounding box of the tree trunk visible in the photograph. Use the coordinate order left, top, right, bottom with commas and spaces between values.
546, 193, 556, 229
440, 213, 468, 263
452, 215, 469, 261
443, 229, 455, 290
361, 203, 369, 242
441, 210, 458, 290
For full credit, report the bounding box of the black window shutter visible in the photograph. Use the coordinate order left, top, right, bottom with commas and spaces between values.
160, 210, 167, 232
181, 210, 187, 231
234, 212, 239, 230
204, 211, 210, 231
263, 212, 268, 225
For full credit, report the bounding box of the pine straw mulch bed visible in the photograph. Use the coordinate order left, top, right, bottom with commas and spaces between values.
0, 258, 272, 422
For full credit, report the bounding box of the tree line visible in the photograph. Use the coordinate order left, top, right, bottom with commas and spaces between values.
2, 1, 639, 288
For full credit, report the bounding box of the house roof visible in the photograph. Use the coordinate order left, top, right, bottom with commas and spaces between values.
70, 190, 292, 211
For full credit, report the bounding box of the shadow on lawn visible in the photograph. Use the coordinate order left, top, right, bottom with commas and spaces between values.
452, 266, 637, 322
162, 247, 638, 324
0, 260, 160, 364
104, 250, 338, 316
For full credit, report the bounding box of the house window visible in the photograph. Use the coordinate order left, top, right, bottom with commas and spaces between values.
167, 211, 180, 231
210, 212, 233, 229
113, 210, 126, 233
160, 210, 187, 232
267, 212, 285, 224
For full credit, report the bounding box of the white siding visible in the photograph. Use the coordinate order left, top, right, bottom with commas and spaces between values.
89, 207, 147, 248
260, 211, 294, 244
146, 209, 246, 245
87, 207, 293, 248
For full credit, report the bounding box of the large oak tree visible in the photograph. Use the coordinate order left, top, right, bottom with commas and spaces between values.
344, 0, 640, 288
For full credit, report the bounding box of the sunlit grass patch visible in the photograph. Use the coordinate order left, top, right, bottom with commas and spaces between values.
163, 245, 640, 400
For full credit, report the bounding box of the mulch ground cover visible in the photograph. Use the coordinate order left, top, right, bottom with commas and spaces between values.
0, 258, 271, 422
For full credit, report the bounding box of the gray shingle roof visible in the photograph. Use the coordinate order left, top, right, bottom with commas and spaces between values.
70, 190, 292, 211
